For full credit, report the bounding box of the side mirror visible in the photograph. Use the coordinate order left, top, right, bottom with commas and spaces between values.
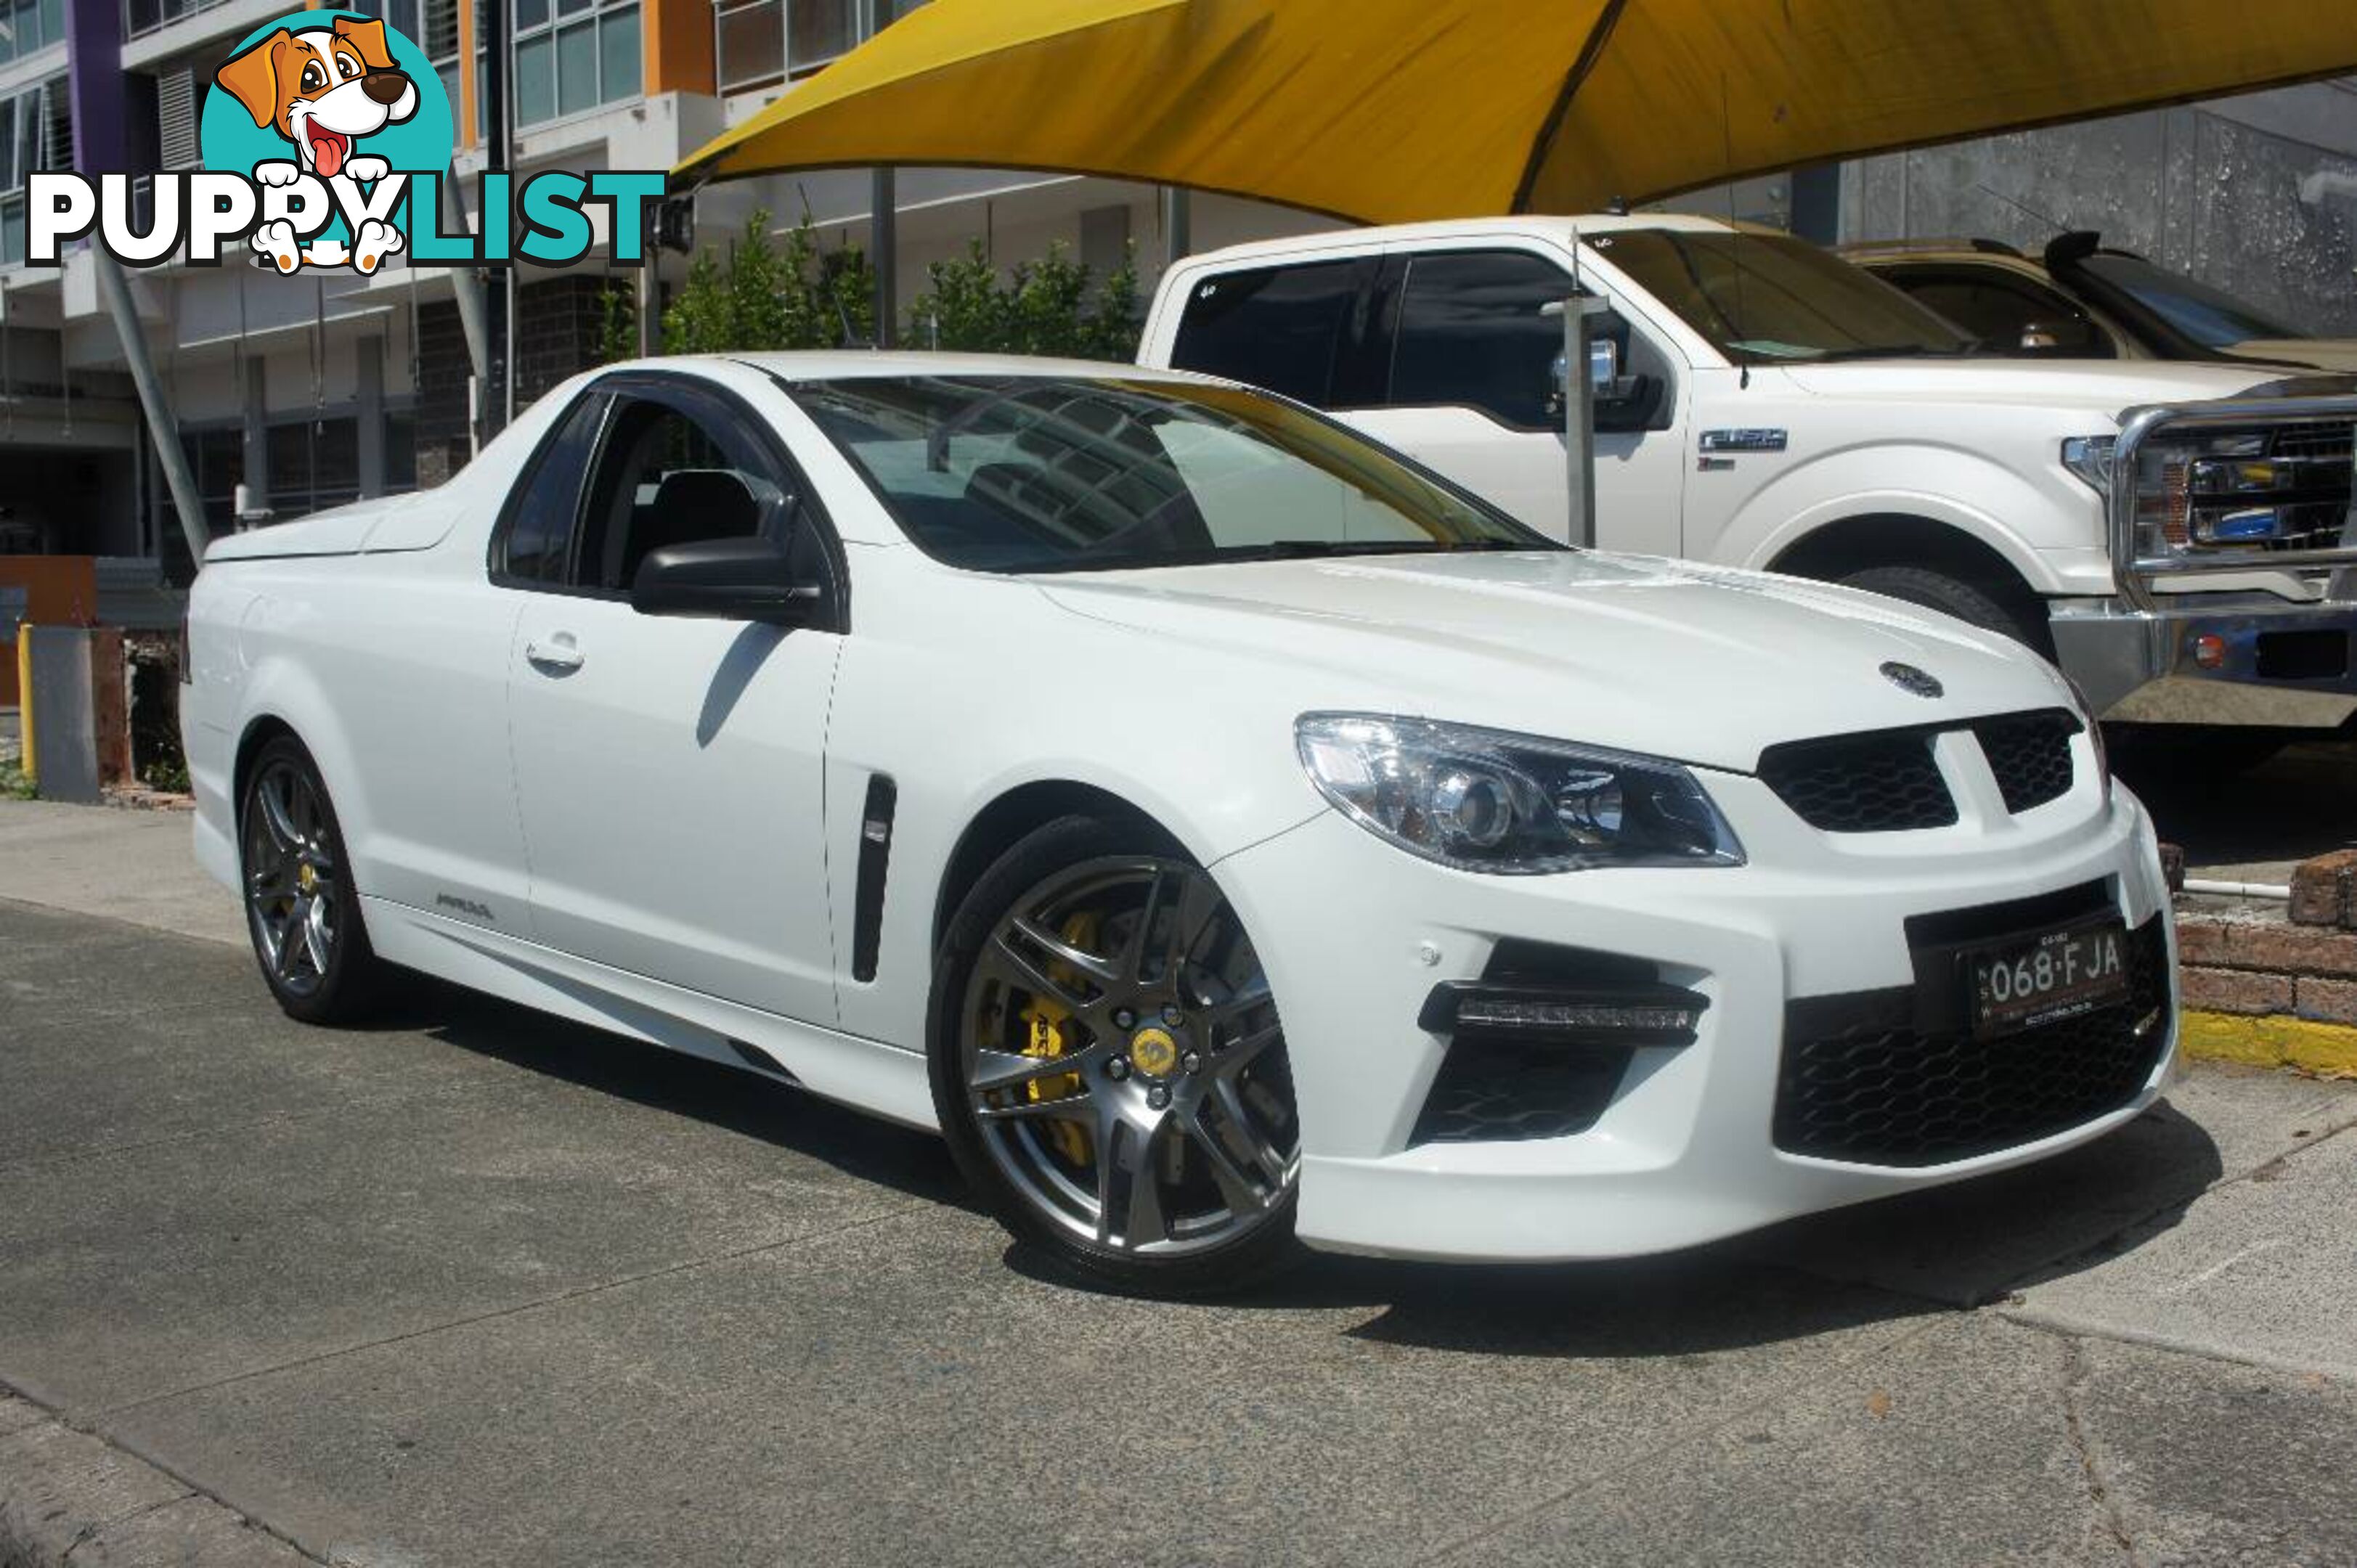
1589, 334, 1629, 399
631, 535, 825, 626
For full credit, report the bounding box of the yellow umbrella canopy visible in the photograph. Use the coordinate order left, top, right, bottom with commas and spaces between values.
677, 0, 2357, 221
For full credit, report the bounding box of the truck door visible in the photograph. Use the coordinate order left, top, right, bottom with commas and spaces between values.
1343, 247, 1688, 552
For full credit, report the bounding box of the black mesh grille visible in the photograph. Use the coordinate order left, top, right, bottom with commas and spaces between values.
1772, 918, 2170, 1167
1757, 732, 1955, 833
1971, 710, 2078, 814
1411, 942, 1650, 1146
1413, 1040, 1632, 1143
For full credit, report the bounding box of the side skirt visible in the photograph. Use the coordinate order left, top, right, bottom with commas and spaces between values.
360, 895, 940, 1132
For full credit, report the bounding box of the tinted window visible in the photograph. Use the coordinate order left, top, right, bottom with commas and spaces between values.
1168, 258, 1373, 407
2077, 253, 2299, 348
494, 392, 608, 584
1390, 250, 1577, 429
1596, 229, 1974, 363
576, 392, 784, 592
1880, 267, 2112, 357
793, 375, 1547, 576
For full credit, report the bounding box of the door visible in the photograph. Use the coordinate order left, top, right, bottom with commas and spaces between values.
501, 375, 845, 1025
1342, 247, 1688, 552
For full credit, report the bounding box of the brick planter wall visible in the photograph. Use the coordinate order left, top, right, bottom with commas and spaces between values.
2178, 908, 2357, 1025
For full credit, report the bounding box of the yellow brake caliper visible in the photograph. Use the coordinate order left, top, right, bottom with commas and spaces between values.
1019, 910, 1099, 1167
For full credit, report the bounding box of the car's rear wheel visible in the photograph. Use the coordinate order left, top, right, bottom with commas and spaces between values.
930, 815, 1302, 1295
240, 736, 384, 1024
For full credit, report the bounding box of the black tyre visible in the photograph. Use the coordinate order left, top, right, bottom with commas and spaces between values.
1839, 564, 2051, 655
237, 735, 386, 1024
929, 814, 1302, 1296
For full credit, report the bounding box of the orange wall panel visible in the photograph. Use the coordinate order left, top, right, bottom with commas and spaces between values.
0, 558, 99, 708
648, 0, 715, 97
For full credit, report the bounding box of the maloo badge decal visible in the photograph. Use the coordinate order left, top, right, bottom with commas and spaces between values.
1880, 661, 1945, 699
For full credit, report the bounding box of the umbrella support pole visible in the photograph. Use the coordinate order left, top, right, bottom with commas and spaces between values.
872, 168, 897, 347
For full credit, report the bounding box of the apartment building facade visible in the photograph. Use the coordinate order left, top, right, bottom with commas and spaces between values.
0, 0, 2348, 587
0, 0, 1313, 582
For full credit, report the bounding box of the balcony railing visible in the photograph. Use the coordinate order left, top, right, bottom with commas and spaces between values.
124, 0, 241, 42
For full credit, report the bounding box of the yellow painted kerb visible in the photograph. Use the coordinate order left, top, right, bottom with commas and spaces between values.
14, 632, 33, 785
2181, 1010, 2357, 1078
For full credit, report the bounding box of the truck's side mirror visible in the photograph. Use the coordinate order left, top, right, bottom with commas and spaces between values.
1551, 322, 1664, 434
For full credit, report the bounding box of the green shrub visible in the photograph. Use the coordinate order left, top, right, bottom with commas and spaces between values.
904, 238, 1141, 361
643, 211, 1141, 362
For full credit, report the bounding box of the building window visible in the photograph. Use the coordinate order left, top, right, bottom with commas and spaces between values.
513, 0, 640, 129
0, 78, 68, 268
122, 0, 237, 43
716, 0, 917, 95
0, 0, 65, 62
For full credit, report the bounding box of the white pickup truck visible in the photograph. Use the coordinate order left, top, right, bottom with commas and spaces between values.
1136, 214, 2357, 736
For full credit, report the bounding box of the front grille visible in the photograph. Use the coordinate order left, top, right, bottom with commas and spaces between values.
1772, 916, 2170, 1167
1971, 710, 2078, 814
1757, 732, 1955, 833
2191, 422, 2353, 553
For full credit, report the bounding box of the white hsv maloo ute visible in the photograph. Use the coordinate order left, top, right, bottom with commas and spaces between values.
183, 354, 2178, 1293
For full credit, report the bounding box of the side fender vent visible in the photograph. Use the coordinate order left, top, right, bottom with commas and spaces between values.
851, 775, 897, 983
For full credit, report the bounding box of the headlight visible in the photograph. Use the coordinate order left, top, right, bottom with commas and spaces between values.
1295, 714, 1744, 873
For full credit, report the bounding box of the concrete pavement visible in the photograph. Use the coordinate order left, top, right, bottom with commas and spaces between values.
3, 799, 2356, 1565
0, 798, 244, 947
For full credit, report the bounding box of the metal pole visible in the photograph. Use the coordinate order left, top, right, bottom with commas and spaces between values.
442, 166, 492, 388
871, 167, 897, 348
91, 248, 209, 568
481, 0, 512, 436
1545, 295, 1608, 548
1160, 187, 1192, 266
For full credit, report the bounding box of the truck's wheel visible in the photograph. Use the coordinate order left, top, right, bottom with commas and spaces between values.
1839, 565, 2049, 654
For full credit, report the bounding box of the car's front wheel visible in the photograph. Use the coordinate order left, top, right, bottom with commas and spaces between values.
239, 735, 385, 1024
930, 815, 1302, 1295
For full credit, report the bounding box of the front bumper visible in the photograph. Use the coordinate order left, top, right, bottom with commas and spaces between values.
2049, 592, 2357, 729
1213, 761, 2175, 1262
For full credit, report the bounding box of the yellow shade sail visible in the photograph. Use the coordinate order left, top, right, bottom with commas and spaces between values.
677, 0, 2357, 222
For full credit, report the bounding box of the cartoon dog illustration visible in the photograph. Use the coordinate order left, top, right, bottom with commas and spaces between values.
214, 17, 419, 275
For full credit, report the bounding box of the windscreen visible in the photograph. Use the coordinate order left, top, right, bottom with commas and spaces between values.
1594, 229, 1977, 363
2078, 253, 2300, 348
791, 375, 1551, 574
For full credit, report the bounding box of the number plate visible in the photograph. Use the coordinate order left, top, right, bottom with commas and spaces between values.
1969, 920, 2130, 1038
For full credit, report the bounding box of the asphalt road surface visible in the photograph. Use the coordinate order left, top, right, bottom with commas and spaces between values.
4, 873, 2356, 1565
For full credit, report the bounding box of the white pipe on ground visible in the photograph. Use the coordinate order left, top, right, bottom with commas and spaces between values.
2180, 878, 2292, 901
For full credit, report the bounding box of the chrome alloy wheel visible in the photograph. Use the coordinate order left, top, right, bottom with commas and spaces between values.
243, 759, 341, 998
960, 857, 1300, 1257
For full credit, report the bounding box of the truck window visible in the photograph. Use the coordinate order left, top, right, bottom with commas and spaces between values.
1389, 250, 1576, 430
1877, 265, 2114, 358
1168, 258, 1374, 408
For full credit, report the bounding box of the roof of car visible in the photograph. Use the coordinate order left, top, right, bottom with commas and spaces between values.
1839, 238, 2033, 262
649, 350, 1217, 384
1168, 211, 1775, 269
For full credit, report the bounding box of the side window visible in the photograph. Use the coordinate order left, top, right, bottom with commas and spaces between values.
1376, 253, 1584, 431
1884, 268, 2115, 358
1388, 250, 1580, 430
574, 391, 786, 593
493, 392, 608, 584
1168, 258, 1375, 408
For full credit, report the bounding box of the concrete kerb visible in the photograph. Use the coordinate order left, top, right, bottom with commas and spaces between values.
2179, 1010, 2357, 1079
0, 1389, 321, 1567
